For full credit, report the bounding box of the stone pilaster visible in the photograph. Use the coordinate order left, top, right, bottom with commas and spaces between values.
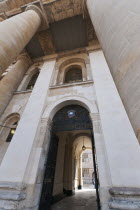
0, 59, 55, 185
90, 112, 111, 210
90, 113, 101, 134
89, 50, 140, 209
0, 5, 45, 76
0, 60, 56, 209
0, 54, 32, 116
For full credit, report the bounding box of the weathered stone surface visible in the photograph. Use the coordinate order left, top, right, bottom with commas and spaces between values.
110, 187, 140, 196
109, 187, 140, 209
87, 0, 140, 136
0, 190, 26, 201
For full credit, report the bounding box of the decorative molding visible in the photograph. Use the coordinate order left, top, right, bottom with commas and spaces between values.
90, 113, 100, 121
0, 182, 26, 191
90, 113, 101, 134
50, 80, 93, 89
41, 117, 52, 131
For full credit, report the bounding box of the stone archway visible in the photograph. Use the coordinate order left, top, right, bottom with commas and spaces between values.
39, 103, 100, 210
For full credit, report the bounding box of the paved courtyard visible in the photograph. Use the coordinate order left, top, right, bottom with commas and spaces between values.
51, 188, 98, 210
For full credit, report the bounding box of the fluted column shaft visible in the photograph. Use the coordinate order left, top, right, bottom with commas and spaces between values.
0, 54, 32, 116
87, 0, 140, 134
0, 6, 42, 76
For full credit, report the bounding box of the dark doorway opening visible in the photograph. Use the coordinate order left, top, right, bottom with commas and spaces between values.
39, 105, 100, 210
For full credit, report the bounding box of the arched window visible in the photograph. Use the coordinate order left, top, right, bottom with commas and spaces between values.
6, 121, 18, 142
26, 72, 39, 90
64, 68, 82, 84
0, 113, 20, 143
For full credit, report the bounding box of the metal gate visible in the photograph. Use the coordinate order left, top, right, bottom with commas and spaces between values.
91, 133, 101, 210
39, 133, 59, 210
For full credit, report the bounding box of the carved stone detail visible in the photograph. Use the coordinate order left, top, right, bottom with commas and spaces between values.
90, 113, 101, 134
26, 5, 47, 29
41, 117, 52, 131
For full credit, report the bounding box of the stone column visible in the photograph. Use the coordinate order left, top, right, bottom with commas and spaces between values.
78, 155, 83, 189
0, 54, 32, 116
89, 50, 140, 209
0, 59, 56, 184
0, 5, 44, 76
87, 0, 140, 134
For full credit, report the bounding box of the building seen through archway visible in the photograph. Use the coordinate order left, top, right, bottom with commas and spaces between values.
39, 105, 99, 210
82, 149, 94, 188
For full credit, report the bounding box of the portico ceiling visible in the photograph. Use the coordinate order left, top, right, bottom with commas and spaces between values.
0, 0, 99, 59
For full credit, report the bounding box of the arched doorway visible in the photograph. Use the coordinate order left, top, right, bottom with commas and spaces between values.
39, 105, 100, 210
82, 149, 94, 188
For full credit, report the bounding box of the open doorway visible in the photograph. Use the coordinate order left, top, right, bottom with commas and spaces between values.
39, 105, 100, 210
82, 149, 94, 189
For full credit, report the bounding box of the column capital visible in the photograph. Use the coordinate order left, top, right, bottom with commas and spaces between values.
0, 4, 41, 76
17, 53, 32, 65
26, 5, 46, 29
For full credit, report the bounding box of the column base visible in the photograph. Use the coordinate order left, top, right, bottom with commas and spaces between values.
63, 189, 74, 196
0, 182, 26, 210
109, 187, 140, 209
78, 185, 82, 190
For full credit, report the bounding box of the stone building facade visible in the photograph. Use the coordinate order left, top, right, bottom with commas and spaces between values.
82, 149, 94, 185
0, 0, 140, 210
